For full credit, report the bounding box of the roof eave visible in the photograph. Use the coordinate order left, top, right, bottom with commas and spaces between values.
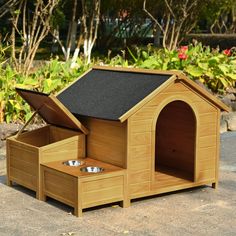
176, 72, 231, 112
119, 71, 230, 123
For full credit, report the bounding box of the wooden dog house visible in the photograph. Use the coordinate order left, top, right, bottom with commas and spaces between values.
57, 66, 229, 201
7, 66, 229, 216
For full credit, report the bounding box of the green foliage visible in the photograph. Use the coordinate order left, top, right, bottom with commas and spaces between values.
0, 58, 89, 123
104, 50, 129, 67
199, 0, 235, 28
126, 43, 236, 93
1, 42, 236, 124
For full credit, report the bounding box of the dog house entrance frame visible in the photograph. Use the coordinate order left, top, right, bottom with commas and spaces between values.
152, 98, 197, 188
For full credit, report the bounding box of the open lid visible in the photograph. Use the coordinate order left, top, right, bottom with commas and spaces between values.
16, 88, 88, 134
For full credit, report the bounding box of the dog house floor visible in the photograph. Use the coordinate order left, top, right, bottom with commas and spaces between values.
154, 165, 193, 188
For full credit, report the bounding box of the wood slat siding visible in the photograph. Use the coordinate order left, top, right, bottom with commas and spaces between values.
8, 141, 38, 164
7, 125, 86, 199
49, 126, 79, 142
130, 132, 152, 147
81, 174, 124, 209
130, 158, 151, 171
41, 138, 85, 162
8, 141, 38, 191
129, 170, 150, 184
16, 126, 50, 147
129, 182, 150, 196
82, 118, 127, 168
127, 81, 219, 197
129, 145, 152, 160
10, 167, 37, 190
82, 176, 123, 192
129, 119, 153, 133
43, 167, 76, 206
197, 109, 218, 181
10, 157, 37, 176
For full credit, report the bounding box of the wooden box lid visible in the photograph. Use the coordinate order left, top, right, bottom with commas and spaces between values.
16, 88, 88, 134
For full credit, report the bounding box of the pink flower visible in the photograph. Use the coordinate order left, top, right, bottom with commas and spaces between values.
178, 52, 188, 60
223, 49, 231, 56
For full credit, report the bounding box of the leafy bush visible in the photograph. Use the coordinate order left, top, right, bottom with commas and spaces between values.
0, 58, 89, 123
1, 42, 236, 123
128, 43, 236, 93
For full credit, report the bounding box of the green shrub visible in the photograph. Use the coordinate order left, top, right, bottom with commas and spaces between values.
127, 43, 236, 93
0, 58, 89, 123
1, 42, 236, 123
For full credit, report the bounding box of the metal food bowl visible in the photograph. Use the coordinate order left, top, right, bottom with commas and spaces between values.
63, 160, 85, 167
80, 166, 104, 173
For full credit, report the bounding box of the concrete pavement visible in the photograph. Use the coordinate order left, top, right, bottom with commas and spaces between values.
0, 132, 236, 236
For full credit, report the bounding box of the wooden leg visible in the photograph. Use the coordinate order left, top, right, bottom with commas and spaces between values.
38, 166, 46, 201
120, 199, 131, 208
6, 178, 13, 186
212, 182, 218, 189
74, 178, 82, 217
74, 206, 83, 217
38, 191, 47, 201
120, 172, 130, 208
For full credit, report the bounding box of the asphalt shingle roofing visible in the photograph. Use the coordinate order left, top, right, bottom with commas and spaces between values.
57, 68, 171, 120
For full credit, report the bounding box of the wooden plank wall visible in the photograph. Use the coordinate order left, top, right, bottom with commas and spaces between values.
16, 126, 50, 147
7, 139, 38, 191
127, 81, 219, 198
82, 118, 127, 168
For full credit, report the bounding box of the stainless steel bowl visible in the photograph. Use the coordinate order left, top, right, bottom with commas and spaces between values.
63, 160, 85, 167
80, 166, 104, 173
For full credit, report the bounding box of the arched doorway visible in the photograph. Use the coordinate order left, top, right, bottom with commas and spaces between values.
155, 101, 196, 183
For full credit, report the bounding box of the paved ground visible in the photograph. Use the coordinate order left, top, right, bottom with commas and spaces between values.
0, 131, 235, 236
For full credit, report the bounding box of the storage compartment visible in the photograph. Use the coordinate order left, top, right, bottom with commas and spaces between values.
6, 88, 88, 199
7, 125, 86, 198
16, 125, 81, 147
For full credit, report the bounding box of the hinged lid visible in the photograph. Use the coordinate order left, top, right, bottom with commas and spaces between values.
16, 88, 88, 134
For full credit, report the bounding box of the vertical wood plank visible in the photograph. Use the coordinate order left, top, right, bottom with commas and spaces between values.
6, 139, 13, 186
36, 149, 41, 200
120, 172, 130, 208
74, 178, 82, 217
212, 109, 221, 189
39, 166, 46, 201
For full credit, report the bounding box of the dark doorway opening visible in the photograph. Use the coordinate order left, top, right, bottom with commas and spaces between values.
155, 101, 196, 186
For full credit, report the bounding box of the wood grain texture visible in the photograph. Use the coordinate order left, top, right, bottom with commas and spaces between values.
6, 125, 86, 199
127, 79, 220, 198
213, 110, 221, 189
41, 158, 126, 216
10, 167, 37, 190
43, 167, 76, 205
129, 170, 150, 184
81, 176, 124, 208
129, 182, 150, 196
82, 118, 127, 168
16, 88, 88, 134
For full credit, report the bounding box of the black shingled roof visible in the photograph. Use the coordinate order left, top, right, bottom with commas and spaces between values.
57, 68, 171, 121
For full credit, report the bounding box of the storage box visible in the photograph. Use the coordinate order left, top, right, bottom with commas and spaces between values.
6, 88, 88, 199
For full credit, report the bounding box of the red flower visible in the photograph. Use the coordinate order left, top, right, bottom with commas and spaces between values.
223, 49, 231, 56
178, 52, 188, 60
